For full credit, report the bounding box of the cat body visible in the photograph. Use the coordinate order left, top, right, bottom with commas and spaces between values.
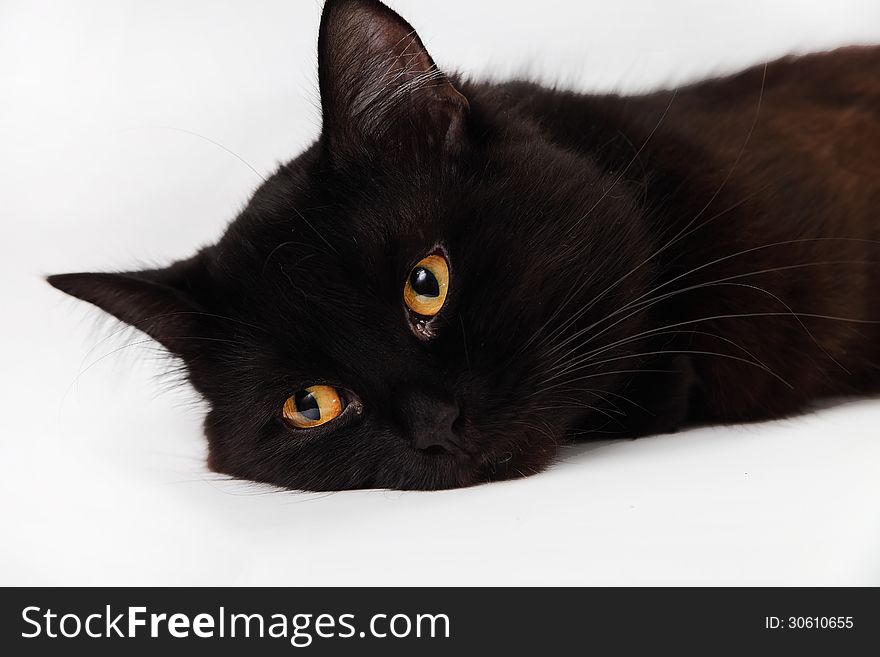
50, 0, 880, 490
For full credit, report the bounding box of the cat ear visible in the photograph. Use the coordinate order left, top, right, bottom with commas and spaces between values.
317, 0, 469, 161
47, 254, 212, 358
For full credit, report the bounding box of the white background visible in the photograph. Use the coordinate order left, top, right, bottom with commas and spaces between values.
2, 0, 879, 585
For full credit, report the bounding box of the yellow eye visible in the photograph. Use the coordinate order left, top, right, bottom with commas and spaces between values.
282, 385, 344, 429
403, 253, 449, 317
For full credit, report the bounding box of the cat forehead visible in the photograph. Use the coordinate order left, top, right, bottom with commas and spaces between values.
230, 167, 467, 261
212, 213, 411, 336
216, 133, 605, 302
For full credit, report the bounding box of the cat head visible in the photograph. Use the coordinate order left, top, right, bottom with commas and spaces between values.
49, 0, 653, 490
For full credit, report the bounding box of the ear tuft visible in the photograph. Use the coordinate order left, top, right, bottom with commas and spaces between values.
318, 0, 469, 161
47, 257, 211, 357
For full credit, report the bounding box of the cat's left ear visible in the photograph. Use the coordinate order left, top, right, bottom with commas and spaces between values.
317, 0, 469, 162
47, 254, 214, 359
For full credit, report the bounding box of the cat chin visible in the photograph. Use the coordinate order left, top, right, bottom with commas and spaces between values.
204, 432, 556, 492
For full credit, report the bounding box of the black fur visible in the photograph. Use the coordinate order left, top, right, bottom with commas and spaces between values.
49, 0, 880, 490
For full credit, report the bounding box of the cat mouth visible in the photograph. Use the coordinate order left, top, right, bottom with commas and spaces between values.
401, 433, 524, 489
410, 436, 479, 466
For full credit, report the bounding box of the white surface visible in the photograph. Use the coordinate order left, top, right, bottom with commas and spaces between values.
2, 0, 879, 586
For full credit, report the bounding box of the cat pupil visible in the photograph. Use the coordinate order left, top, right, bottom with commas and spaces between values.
411, 267, 440, 297
295, 391, 321, 420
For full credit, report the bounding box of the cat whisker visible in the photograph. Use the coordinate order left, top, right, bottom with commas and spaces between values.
618, 242, 880, 328
543, 275, 843, 378
538, 247, 880, 368
531, 189, 766, 362
577, 387, 651, 414
529, 402, 620, 421
262, 242, 321, 274
544, 328, 773, 383
515, 89, 681, 359
535, 301, 880, 397
541, 267, 880, 388
537, 348, 788, 390
545, 391, 626, 415
292, 207, 341, 256
115, 125, 267, 183
536, 67, 768, 356
525, 369, 676, 399
563, 88, 680, 238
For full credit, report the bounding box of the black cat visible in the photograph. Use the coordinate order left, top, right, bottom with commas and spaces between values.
50, 0, 880, 490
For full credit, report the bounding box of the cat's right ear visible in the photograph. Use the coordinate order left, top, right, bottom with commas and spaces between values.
317, 0, 470, 163
47, 253, 214, 359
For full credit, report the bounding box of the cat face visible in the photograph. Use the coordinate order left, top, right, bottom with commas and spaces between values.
49, 0, 654, 490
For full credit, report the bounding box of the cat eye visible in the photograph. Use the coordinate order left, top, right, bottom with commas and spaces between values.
282, 385, 345, 429
404, 253, 449, 317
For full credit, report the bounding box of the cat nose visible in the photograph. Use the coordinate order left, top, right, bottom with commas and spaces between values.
402, 391, 461, 455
